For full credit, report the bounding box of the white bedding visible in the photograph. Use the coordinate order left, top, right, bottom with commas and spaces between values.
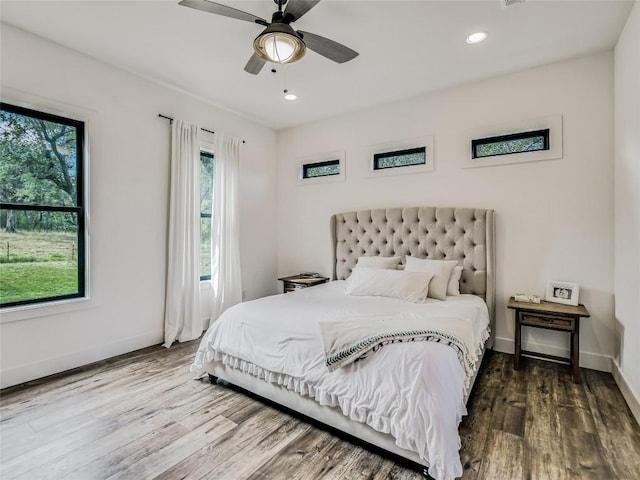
191, 280, 490, 480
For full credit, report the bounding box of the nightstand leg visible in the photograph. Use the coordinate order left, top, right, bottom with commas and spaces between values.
572, 320, 581, 383
514, 311, 522, 370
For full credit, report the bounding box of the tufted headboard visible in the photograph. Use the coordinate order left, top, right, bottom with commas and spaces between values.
330, 207, 495, 344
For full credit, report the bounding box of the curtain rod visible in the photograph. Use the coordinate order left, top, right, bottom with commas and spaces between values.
158, 114, 246, 144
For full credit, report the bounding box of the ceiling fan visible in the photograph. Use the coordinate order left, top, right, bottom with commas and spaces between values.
178, 0, 359, 74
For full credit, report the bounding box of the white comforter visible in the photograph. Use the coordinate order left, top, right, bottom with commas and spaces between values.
191, 281, 489, 480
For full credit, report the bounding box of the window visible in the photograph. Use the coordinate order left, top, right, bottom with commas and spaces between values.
373, 147, 426, 170
297, 151, 345, 185
471, 129, 550, 159
366, 137, 434, 177
464, 115, 562, 169
199, 151, 214, 280
0, 103, 86, 308
302, 159, 340, 179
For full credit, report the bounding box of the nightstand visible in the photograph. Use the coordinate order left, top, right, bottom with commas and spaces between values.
507, 297, 590, 383
278, 274, 329, 293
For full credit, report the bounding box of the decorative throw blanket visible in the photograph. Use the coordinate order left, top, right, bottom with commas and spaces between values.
319, 311, 478, 384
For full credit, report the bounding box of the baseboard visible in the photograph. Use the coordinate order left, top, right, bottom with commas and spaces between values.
0, 329, 164, 389
494, 336, 612, 372
611, 359, 640, 426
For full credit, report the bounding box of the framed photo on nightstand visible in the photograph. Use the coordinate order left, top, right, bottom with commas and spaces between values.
546, 280, 580, 306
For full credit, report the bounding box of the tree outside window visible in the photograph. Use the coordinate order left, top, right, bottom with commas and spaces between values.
0, 103, 85, 307
200, 151, 213, 280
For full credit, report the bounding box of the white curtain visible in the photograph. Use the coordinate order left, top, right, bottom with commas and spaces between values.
163, 120, 202, 347
209, 133, 243, 323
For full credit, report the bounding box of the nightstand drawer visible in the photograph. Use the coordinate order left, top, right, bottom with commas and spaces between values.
521, 313, 574, 331
283, 283, 306, 293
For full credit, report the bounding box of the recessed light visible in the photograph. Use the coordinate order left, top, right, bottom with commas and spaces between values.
466, 32, 487, 44
283, 89, 297, 101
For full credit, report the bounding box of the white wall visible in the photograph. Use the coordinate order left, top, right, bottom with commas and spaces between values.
614, 1, 640, 422
277, 52, 615, 372
0, 24, 279, 388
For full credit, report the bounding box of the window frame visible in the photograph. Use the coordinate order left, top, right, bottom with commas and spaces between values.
463, 114, 563, 169
471, 128, 550, 159
367, 136, 434, 178
297, 151, 346, 186
372, 146, 427, 170
302, 159, 341, 179
199, 150, 213, 281
0, 102, 86, 309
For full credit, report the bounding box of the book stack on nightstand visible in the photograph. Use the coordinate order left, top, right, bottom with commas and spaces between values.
278, 273, 329, 293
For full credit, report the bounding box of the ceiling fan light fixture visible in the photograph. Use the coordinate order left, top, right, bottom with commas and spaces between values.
179, 0, 359, 75
254, 23, 305, 64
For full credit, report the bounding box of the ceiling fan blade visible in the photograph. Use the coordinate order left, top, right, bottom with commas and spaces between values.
283, 0, 321, 22
178, 0, 268, 26
244, 53, 266, 75
297, 31, 358, 64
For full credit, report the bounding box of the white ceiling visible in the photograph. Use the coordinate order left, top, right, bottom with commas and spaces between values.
1, 0, 634, 130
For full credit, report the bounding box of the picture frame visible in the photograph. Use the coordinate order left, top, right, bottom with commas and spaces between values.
546, 280, 580, 306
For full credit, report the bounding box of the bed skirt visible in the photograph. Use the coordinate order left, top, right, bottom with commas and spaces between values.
201, 344, 488, 474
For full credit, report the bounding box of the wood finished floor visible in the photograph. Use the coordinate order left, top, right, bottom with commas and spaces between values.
2, 341, 640, 480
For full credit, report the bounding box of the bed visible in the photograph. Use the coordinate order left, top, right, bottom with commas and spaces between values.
192, 206, 495, 480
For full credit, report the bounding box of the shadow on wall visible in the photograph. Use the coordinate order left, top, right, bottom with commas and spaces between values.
614, 316, 624, 366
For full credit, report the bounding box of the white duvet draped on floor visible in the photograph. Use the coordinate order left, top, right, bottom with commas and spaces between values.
192, 281, 489, 480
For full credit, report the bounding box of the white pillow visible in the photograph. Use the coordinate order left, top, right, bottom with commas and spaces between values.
447, 266, 464, 296
404, 257, 458, 301
346, 267, 433, 303
355, 255, 401, 270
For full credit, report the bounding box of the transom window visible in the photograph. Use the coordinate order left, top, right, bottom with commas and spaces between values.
200, 151, 213, 281
472, 129, 550, 159
302, 159, 340, 179
0, 103, 86, 308
373, 147, 426, 170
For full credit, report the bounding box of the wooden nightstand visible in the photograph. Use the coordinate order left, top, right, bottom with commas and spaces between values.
278, 274, 329, 293
507, 297, 590, 383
